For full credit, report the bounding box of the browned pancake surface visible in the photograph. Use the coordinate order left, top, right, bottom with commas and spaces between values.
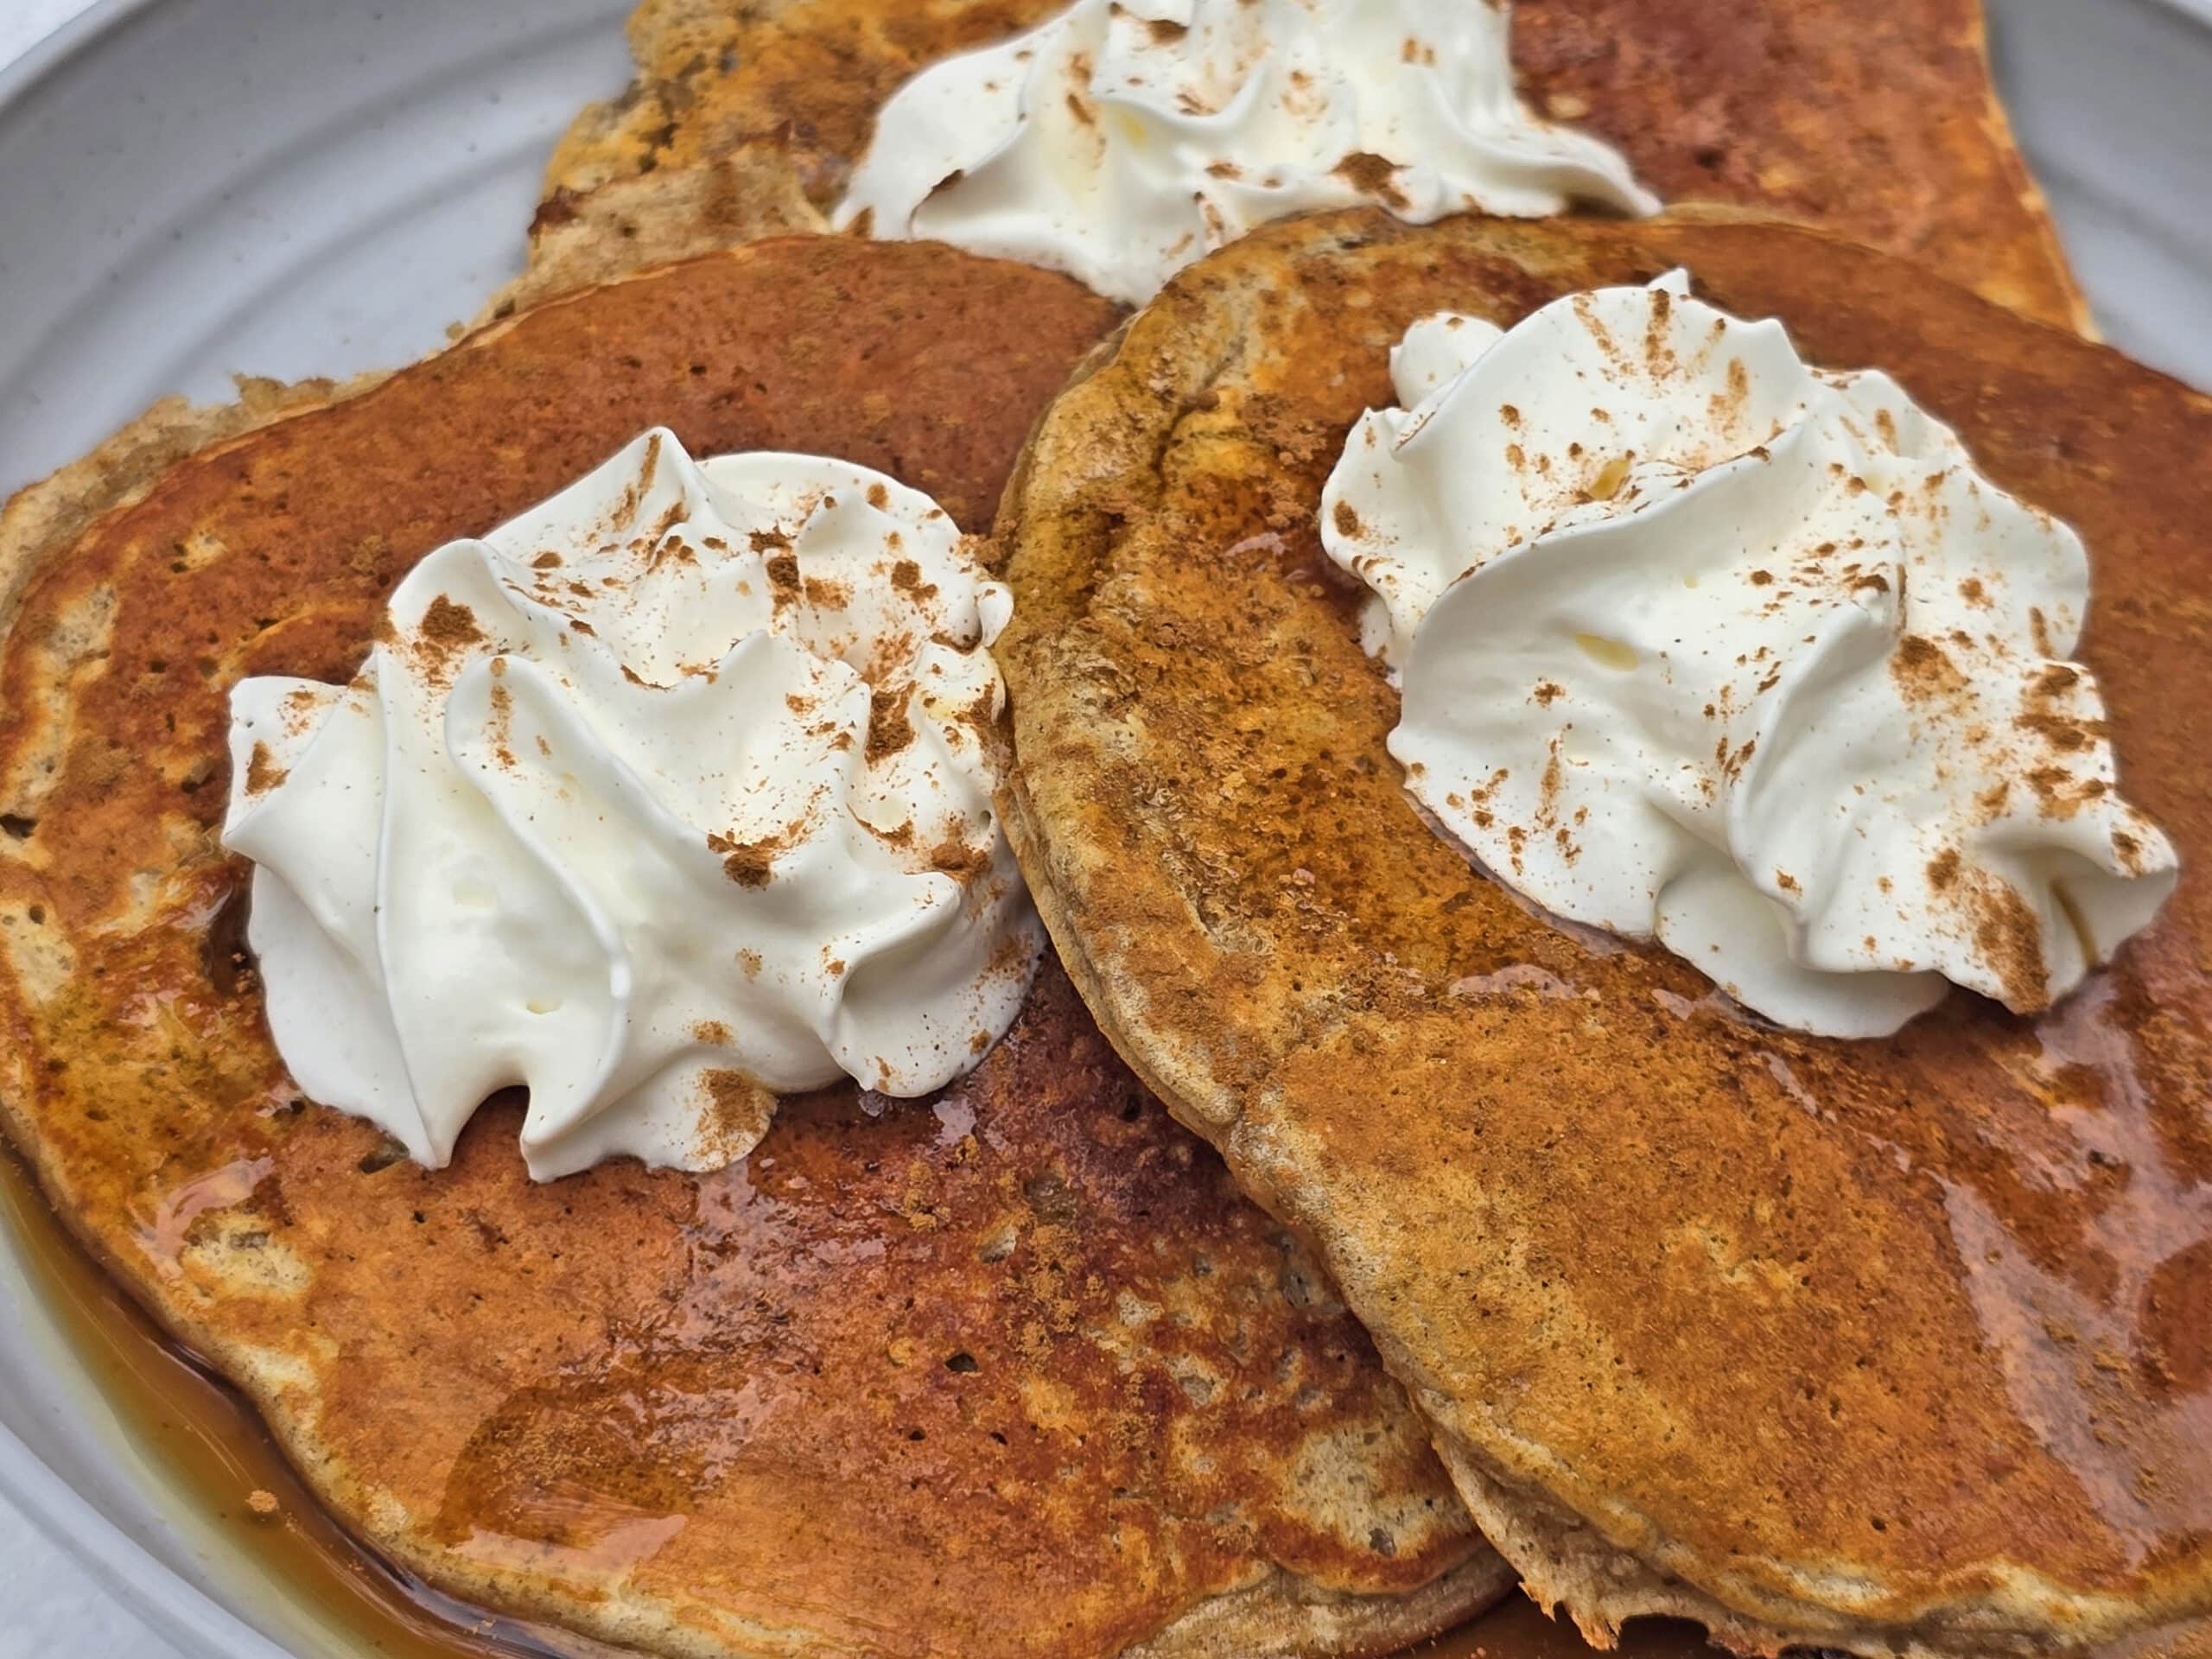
1511, 0, 2081, 326
0, 238, 1503, 1658
993, 212, 2212, 1658
521, 0, 2082, 327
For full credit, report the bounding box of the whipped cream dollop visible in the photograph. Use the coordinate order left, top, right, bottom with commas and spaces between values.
224, 430, 1039, 1179
836, 0, 1656, 307
1321, 271, 2177, 1037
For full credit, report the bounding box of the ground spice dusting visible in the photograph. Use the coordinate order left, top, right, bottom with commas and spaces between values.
890, 559, 939, 600
416, 594, 486, 677
1723, 356, 1749, 412
1334, 152, 1409, 211
868, 695, 917, 763
707, 830, 785, 888
929, 836, 993, 882
244, 741, 288, 797
696, 1068, 774, 1161
486, 664, 518, 770
2015, 711, 2094, 752
1966, 874, 2048, 1009
1891, 633, 1967, 700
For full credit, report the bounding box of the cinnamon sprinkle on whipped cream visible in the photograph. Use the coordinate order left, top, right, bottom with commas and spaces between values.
226, 430, 1039, 1179
1323, 272, 2177, 1037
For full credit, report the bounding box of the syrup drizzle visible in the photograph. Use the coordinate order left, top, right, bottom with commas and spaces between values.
0, 1137, 620, 1659
2, 1115, 1742, 1659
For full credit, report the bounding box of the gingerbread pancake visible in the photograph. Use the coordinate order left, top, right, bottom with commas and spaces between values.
502, 0, 2082, 328
992, 211, 2212, 1659
0, 237, 1510, 1658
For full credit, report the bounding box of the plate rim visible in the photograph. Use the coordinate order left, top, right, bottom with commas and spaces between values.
0, 10, 305, 1653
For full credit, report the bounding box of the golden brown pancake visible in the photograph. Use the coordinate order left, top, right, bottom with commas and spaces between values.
0, 237, 1510, 1658
991, 210, 2212, 1659
1510, 0, 2082, 327
504, 0, 2084, 327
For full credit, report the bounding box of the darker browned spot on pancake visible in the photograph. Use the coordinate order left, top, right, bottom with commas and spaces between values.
2145, 1238, 2212, 1395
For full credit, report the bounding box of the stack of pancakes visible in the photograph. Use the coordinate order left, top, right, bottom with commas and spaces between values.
0, 5, 2203, 1659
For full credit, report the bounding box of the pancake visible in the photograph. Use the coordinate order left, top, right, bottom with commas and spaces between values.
502, 0, 2084, 328
0, 236, 1512, 1658
991, 210, 2212, 1659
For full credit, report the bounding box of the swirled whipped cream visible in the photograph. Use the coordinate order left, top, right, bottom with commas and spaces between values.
836, 0, 1656, 307
1321, 271, 2178, 1037
223, 430, 1040, 1179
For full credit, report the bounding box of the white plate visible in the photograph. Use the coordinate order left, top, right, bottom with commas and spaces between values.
0, 6, 629, 1653
0, 3, 2206, 1657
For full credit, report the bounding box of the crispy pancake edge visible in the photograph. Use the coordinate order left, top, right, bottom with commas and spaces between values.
0, 238, 1511, 1658
991, 209, 2212, 1659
